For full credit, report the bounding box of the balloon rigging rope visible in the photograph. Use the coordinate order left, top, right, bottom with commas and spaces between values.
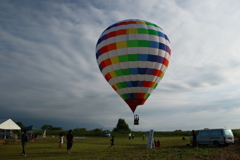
109, 87, 176, 130
106, 86, 130, 114
140, 116, 176, 130
106, 85, 176, 131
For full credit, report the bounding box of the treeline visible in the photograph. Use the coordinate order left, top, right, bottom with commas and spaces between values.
15, 119, 240, 138
16, 128, 240, 139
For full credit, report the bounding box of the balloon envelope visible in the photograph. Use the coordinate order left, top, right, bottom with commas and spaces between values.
96, 19, 171, 113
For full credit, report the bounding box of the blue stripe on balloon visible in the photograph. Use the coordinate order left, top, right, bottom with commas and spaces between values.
118, 80, 157, 89
130, 68, 138, 75
158, 31, 165, 38
129, 93, 135, 99
157, 56, 164, 63
146, 68, 154, 75
101, 34, 108, 43
125, 93, 131, 99
96, 50, 102, 59
148, 55, 158, 62
138, 81, 144, 86
138, 68, 146, 74
126, 81, 132, 87
158, 43, 166, 51
164, 34, 170, 42
149, 41, 159, 48
138, 54, 148, 61
131, 81, 138, 87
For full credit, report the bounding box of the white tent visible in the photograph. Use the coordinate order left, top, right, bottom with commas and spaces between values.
0, 119, 21, 139
0, 119, 21, 130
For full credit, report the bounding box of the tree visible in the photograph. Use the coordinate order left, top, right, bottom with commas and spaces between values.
112, 118, 131, 132
73, 127, 87, 132
92, 128, 102, 132
51, 127, 63, 130
41, 124, 53, 130
16, 122, 25, 129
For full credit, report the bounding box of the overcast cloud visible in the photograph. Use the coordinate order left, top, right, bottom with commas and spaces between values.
1, 0, 240, 131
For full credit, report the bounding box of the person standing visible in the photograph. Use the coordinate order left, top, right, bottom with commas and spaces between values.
131, 133, 134, 139
192, 130, 197, 147
108, 136, 115, 149
142, 133, 146, 140
21, 130, 29, 156
59, 133, 64, 148
66, 130, 74, 153
128, 133, 131, 140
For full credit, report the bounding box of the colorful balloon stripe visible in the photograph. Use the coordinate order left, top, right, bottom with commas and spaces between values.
112, 81, 158, 91
97, 28, 167, 46
99, 54, 169, 71
104, 68, 164, 82
96, 41, 171, 59
121, 93, 150, 100
104, 20, 161, 33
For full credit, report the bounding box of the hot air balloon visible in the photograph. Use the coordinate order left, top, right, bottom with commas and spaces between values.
96, 19, 171, 114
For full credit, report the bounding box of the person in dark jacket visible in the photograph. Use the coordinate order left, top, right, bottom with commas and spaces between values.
192, 130, 197, 147
66, 130, 74, 153
21, 130, 29, 156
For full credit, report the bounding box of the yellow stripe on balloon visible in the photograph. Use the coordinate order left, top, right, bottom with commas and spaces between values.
109, 71, 117, 78
136, 21, 146, 25
116, 41, 127, 49
113, 84, 119, 90
110, 56, 119, 64
127, 28, 138, 34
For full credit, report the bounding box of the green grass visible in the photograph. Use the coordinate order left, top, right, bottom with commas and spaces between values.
0, 136, 239, 160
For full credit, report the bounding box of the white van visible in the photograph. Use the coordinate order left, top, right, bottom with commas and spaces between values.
190, 128, 234, 147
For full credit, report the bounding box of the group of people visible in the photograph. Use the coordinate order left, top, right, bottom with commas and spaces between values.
21, 129, 75, 156
58, 130, 75, 153
20, 129, 199, 156
128, 133, 135, 140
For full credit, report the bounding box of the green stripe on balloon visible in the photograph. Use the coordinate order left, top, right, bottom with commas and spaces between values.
118, 55, 128, 62
127, 40, 138, 47
138, 28, 148, 34
148, 30, 158, 36
144, 93, 151, 99
153, 83, 158, 89
145, 22, 159, 28
128, 54, 139, 61
121, 94, 128, 100
115, 69, 123, 76
122, 68, 130, 75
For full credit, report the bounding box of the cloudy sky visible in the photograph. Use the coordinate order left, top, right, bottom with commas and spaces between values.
1, 0, 240, 132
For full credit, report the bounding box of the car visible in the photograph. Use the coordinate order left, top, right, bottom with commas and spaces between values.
0, 130, 13, 138
102, 132, 111, 137
190, 128, 234, 147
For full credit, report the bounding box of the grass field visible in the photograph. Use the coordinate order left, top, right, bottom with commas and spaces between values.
0, 136, 240, 160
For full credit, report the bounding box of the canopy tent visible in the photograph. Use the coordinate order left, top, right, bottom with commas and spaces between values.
0, 119, 21, 130
23, 125, 41, 139
23, 125, 40, 131
0, 119, 21, 139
